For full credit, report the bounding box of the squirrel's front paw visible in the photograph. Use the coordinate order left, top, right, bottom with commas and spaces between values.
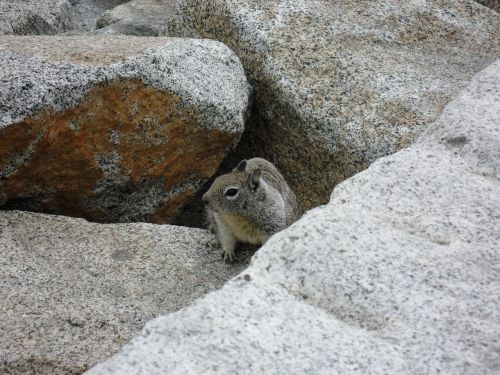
221, 249, 235, 264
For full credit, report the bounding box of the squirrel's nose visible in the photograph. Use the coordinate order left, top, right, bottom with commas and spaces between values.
202, 192, 210, 206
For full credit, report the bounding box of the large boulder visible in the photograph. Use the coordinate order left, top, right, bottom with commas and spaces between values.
0, 35, 249, 223
167, 0, 500, 212
86, 60, 500, 374
0, 0, 127, 35
0, 210, 253, 374
96, 0, 178, 36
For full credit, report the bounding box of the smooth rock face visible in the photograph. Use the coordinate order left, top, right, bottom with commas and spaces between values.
96, 0, 178, 36
86, 61, 500, 374
0, 210, 254, 374
167, 0, 500, 212
0, 35, 250, 223
0, 0, 127, 35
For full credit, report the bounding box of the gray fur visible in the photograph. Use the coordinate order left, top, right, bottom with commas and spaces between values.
202, 157, 298, 263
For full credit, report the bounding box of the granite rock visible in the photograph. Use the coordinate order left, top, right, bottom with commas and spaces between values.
0, 210, 254, 374
86, 60, 500, 374
96, 0, 178, 36
0, 35, 250, 223
0, 0, 127, 35
476, 0, 499, 11
167, 0, 500, 212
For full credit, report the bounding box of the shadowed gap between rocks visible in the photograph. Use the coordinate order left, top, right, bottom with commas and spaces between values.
174, 101, 361, 230
173, 106, 281, 229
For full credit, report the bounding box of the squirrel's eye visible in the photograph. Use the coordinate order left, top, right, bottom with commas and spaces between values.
225, 188, 239, 197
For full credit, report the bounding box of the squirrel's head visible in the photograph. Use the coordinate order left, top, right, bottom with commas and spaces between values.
202, 159, 263, 214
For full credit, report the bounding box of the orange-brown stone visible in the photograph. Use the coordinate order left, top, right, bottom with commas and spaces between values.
0, 80, 237, 223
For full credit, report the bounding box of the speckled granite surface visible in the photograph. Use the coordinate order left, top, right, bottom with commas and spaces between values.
0, 35, 250, 223
0, 0, 127, 35
0, 35, 249, 132
0, 210, 254, 374
86, 60, 500, 374
167, 0, 500, 212
476, 0, 499, 11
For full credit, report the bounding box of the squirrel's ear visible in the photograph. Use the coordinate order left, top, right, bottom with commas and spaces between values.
236, 159, 247, 172
248, 168, 261, 191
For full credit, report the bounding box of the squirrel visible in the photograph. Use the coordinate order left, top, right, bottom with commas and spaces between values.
202, 157, 298, 263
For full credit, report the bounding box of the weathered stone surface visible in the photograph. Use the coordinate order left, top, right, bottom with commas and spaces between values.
476, 0, 499, 11
0, 0, 77, 35
96, 0, 178, 36
167, 0, 500, 212
0, 35, 250, 223
86, 60, 500, 374
0, 0, 127, 35
0, 210, 254, 374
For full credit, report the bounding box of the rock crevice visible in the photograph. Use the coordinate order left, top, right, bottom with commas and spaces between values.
86, 58, 500, 375
166, 0, 500, 212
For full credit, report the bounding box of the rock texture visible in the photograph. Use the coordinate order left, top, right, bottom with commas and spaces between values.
0, 35, 249, 223
96, 0, 178, 36
86, 60, 500, 374
0, 210, 254, 374
167, 0, 500, 212
0, 0, 127, 35
476, 0, 499, 11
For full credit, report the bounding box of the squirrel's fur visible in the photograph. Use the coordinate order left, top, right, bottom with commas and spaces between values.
202, 157, 298, 263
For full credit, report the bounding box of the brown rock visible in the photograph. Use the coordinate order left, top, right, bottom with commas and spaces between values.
0, 35, 250, 223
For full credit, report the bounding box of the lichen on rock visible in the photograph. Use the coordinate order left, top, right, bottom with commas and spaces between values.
0, 35, 250, 223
